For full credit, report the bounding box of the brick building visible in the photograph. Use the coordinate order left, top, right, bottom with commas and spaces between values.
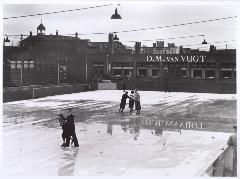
3, 23, 236, 93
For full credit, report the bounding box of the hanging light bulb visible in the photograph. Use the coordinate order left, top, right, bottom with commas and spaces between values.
4, 36, 10, 42
110, 8, 122, 19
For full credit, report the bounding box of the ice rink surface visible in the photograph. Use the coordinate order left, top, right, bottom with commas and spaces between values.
1, 90, 236, 176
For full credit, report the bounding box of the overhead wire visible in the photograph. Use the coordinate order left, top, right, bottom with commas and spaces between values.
3, 4, 120, 20
183, 40, 236, 47
62, 16, 237, 36
124, 34, 205, 42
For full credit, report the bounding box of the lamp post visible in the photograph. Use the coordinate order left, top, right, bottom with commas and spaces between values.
57, 42, 60, 85
106, 54, 110, 78
20, 34, 23, 87
85, 42, 88, 82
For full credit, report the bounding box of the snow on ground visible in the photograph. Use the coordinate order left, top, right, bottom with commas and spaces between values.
2, 90, 236, 176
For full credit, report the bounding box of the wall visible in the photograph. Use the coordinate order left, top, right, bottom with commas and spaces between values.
3, 83, 98, 102
202, 145, 236, 176
112, 79, 236, 94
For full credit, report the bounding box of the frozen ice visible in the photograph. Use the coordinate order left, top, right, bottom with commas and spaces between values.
1, 90, 236, 176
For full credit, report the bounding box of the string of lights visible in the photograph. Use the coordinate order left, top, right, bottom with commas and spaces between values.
3, 4, 120, 20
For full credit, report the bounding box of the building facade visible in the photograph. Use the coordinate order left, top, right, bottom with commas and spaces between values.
3, 23, 236, 93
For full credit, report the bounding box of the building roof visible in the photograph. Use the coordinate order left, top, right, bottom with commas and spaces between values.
22, 35, 81, 42
37, 23, 46, 31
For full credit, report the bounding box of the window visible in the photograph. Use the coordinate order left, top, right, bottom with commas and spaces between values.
180, 67, 187, 77
221, 70, 232, 79
112, 68, 122, 76
138, 69, 147, 77
112, 62, 133, 77
205, 69, 215, 79
220, 63, 235, 80
24, 61, 29, 69
17, 61, 21, 69
10, 61, 16, 69
192, 69, 203, 78
92, 62, 104, 75
123, 69, 133, 76
29, 61, 34, 68
151, 69, 159, 77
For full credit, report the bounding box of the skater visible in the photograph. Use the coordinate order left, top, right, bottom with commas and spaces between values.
58, 114, 68, 147
227, 125, 237, 176
64, 108, 79, 148
121, 79, 126, 92
129, 90, 135, 112
134, 89, 141, 115
119, 91, 130, 113
164, 71, 170, 93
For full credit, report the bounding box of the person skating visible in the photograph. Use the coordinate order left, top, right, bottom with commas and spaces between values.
164, 71, 170, 93
134, 89, 141, 115
119, 91, 130, 113
64, 108, 79, 148
58, 114, 68, 147
129, 90, 135, 112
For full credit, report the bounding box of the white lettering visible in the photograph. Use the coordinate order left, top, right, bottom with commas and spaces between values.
192, 56, 199, 62
146, 55, 153, 62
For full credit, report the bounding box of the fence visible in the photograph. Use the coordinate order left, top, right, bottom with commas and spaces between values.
3, 83, 98, 102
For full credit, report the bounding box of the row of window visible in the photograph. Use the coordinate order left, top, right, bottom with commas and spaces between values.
8, 60, 58, 72
7, 60, 236, 80
111, 68, 236, 79
10, 60, 35, 69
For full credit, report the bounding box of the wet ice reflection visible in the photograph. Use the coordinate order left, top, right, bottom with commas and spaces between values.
2, 91, 236, 176
58, 148, 79, 176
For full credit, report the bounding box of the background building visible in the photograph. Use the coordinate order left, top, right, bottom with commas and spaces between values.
3, 23, 236, 93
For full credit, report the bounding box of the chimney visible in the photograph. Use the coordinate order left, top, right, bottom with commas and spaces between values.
108, 33, 114, 43
157, 41, 164, 48
209, 45, 216, 54
168, 43, 175, 48
56, 30, 58, 36
135, 42, 141, 54
180, 46, 183, 54
75, 32, 78, 38
29, 31, 32, 37
153, 43, 156, 48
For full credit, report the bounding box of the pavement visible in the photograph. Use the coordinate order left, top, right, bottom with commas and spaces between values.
1, 90, 236, 176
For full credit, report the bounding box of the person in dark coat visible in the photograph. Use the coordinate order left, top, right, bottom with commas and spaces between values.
119, 91, 130, 113
64, 108, 79, 148
129, 90, 135, 112
58, 114, 68, 147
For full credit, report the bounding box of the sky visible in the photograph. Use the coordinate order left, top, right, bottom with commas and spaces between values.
2, 1, 239, 50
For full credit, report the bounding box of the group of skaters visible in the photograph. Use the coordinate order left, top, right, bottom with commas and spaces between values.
119, 89, 141, 115
58, 108, 79, 148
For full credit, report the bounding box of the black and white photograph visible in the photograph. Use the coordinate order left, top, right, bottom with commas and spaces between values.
1, 0, 239, 177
